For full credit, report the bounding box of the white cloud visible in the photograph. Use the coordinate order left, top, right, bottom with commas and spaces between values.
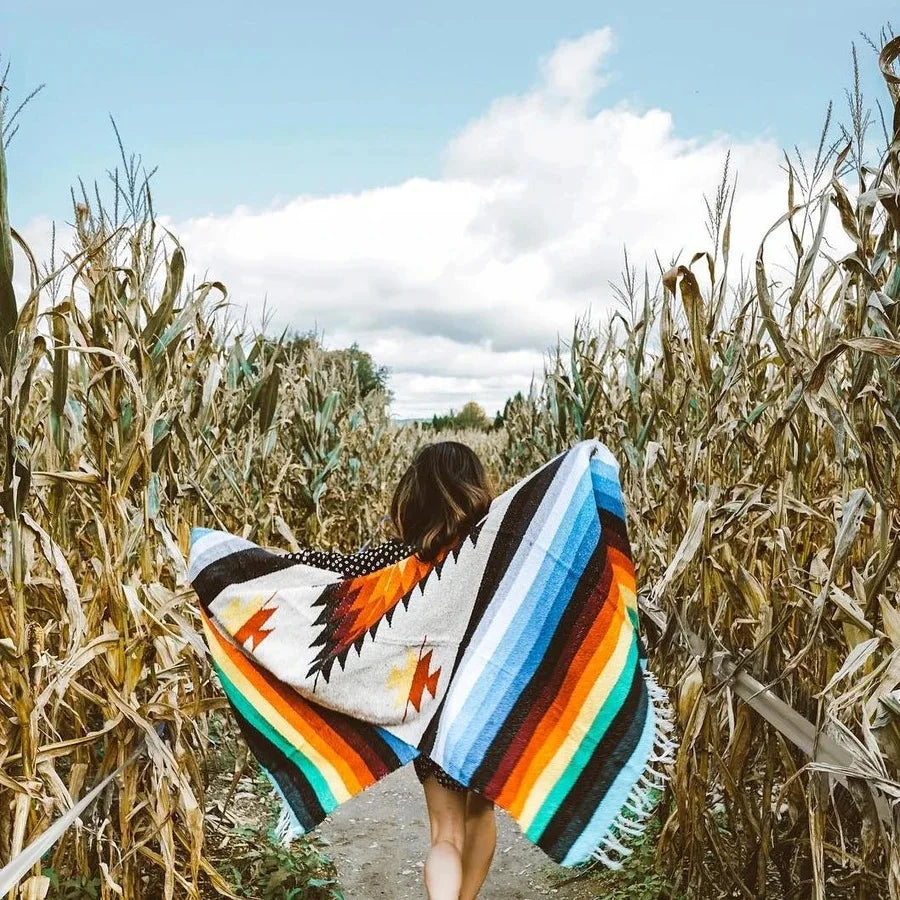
22, 30, 792, 419
538, 27, 615, 103
11, 215, 58, 302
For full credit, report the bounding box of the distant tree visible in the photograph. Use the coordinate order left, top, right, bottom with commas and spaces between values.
282, 332, 391, 399
344, 343, 390, 397
495, 391, 526, 428
430, 411, 456, 431
428, 401, 492, 432
455, 401, 489, 430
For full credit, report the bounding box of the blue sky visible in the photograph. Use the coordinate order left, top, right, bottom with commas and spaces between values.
2, 3, 896, 416
5, 1, 892, 224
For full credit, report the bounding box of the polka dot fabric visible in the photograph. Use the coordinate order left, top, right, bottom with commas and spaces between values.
413, 755, 468, 792
284, 538, 415, 578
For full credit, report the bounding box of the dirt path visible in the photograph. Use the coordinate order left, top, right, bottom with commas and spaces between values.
314, 764, 600, 899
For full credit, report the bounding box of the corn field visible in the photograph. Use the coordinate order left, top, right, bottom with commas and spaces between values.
1, 31, 899, 900
0, 127, 503, 895
498, 35, 900, 899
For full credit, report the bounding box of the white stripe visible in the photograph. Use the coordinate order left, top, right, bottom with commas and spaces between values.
187, 531, 256, 582
432, 444, 594, 760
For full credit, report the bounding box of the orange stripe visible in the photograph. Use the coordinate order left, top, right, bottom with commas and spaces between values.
203, 609, 373, 792
495, 579, 619, 811
500, 573, 627, 816
609, 546, 636, 595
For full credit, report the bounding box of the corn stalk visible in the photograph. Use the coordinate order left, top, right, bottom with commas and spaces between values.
499, 39, 900, 898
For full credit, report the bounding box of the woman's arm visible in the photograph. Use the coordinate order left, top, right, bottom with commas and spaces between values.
284, 538, 415, 578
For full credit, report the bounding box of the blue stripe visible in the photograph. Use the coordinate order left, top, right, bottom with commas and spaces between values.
190, 526, 216, 546
590, 459, 626, 520
456, 511, 600, 780
443, 471, 596, 775
375, 725, 419, 765
458, 448, 582, 648
441, 477, 592, 772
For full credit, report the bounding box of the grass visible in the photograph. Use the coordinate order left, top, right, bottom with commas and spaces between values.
570, 818, 684, 900
214, 826, 343, 900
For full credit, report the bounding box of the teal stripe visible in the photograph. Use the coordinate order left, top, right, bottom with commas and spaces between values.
526, 637, 639, 840
560, 688, 656, 865
212, 659, 339, 813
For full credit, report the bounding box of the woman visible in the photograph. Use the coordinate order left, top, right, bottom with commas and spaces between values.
286, 441, 498, 900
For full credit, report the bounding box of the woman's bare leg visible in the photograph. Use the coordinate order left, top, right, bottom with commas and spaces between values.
422, 776, 467, 900
460, 792, 496, 900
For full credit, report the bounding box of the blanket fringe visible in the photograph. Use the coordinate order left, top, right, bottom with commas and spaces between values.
264, 672, 678, 867
589, 669, 677, 871
264, 768, 307, 845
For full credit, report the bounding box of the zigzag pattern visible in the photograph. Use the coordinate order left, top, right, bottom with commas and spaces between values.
307, 525, 483, 682
234, 603, 277, 650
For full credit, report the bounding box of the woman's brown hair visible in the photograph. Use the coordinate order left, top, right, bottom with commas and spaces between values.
390, 441, 494, 561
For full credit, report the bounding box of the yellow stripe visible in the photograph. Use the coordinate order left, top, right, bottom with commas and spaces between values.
619, 582, 637, 613
205, 621, 353, 803
517, 617, 634, 830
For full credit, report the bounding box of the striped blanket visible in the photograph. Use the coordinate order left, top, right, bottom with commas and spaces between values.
188, 439, 675, 868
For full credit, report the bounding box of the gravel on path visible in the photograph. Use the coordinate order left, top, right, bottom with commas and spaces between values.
314, 764, 601, 899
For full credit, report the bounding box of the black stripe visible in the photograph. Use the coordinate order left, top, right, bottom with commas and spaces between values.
468, 532, 612, 791
316, 705, 407, 777
598, 509, 631, 559
539, 663, 648, 862
226, 695, 327, 830
418, 452, 567, 756
192, 547, 299, 610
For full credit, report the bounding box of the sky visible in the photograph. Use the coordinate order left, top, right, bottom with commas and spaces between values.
3, 2, 896, 417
